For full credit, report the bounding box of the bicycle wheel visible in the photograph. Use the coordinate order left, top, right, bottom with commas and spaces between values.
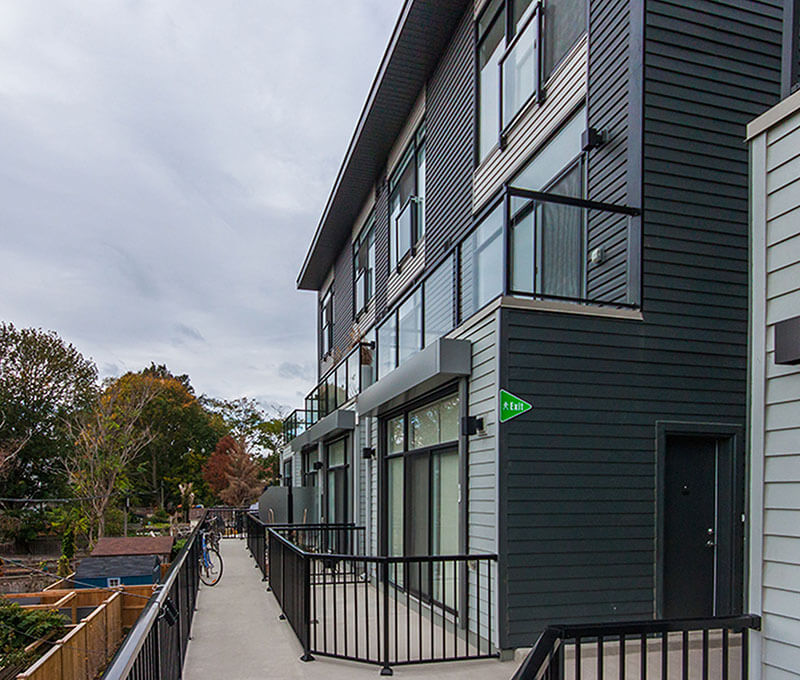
199, 548, 223, 586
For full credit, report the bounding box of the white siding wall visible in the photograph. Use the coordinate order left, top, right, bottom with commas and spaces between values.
448, 305, 500, 647
750, 99, 800, 680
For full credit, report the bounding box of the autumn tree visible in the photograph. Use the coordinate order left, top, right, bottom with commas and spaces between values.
202, 435, 236, 496
218, 438, 265, 507
65, 374, 161, 542
0, 322, 98, 497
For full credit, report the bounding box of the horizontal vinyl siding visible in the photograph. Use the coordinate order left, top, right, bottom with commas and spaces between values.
449, 306, 500, 647
473, 36, 588, 210
425, 5, 475, 269
756, 104, 800, 680
387, 238, 425, 306
499, 302, 753, 646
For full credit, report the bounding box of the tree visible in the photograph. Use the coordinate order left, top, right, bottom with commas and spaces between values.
65, 374, 160, 542
218, 438, 265, 507
119, 367, 226, 508
202, 397, 285, 456
0, 322, 98, 497
202, 435, 236, 496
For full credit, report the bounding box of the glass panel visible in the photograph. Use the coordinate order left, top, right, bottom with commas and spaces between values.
423, 255, 455, 347
367, 235, 376, 299
510, 204, 535, 294
540, 163, 584, 298
355, 270, 365, 313
387, 415, 404, 455
387, 457, 404, 558
347, 351, 359, 398
398, 289, 422, 365
502, 8, 539, 127
431, 448, 459, 606
409, 402, 439, 450
378, 314, 397, 380
328, 438, 346, 467
512, 106, 585, 192
406, 454, 431, 595
336, 363, 347, 405
543, 0, 587, 80
325, 372, 336, 414
390, 149, 417, 267
512, 0, 534, 34
439, 396, 460, 443
479, 9, 505, 160
396, 199, 414, 261
460, 204, 504, 321
360, 328, 376, 389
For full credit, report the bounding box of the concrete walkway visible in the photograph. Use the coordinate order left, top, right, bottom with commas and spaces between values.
183, 540, 519, 680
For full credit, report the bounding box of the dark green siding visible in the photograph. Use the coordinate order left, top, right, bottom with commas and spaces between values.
499, 0, 781, 649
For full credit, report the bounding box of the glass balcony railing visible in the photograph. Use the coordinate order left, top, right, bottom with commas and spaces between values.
283, 342, 376, 443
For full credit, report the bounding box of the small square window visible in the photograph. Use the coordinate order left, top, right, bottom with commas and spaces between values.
107, 577, 121, 587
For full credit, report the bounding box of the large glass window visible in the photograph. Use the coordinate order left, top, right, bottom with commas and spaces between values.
302, 448, 318, 487
478, 0, 586, 158
398, 289, 422, 365
390, 123, 426, 269
423, 254, 455, 347
353, 217, 376, 315
326, 438, 348, 524
543, 0, 587, 80
510, 109, 586, 299
320, 288, 333, 357
360, 327, 377, 389
384, 393, 460, 602
377, 314, 397, 380
460, 204, 504, 320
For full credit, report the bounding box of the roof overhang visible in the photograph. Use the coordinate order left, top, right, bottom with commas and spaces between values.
297, 0, 470, 291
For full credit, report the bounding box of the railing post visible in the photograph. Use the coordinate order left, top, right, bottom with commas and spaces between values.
381, 559, 392, 676
300, 552, 314, 662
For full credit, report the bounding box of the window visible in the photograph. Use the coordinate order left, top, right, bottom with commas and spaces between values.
320, 288, 333, 357
460, 204, 504, 320
284, 460, 293, 487
477, 0, 586, 159
389, 123, 426, 269
377, 314, 397, 380
353, 217, 376, 315
423, 254, 455, 347
360, 327, 377, 389
302, 449, 317, 487
107, 577, 121, 588
398, 289, 422, 365
384, 393, 460, 603
510, 108, 586, 299
326, 438, 348, 524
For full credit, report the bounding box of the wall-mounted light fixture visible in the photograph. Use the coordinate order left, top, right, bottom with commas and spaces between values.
362, 447, 375, 460
313, 461, 324, 471
461, 416, 485, 436
581, 127, 606, 151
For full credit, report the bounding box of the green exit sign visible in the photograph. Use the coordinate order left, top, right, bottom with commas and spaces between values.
499, 389, 533, 423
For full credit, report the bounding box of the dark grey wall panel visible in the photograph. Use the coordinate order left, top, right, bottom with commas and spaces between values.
499, 0, 782, 648
332, 232, 354, 364
586, 0, 631, 303
424, 6, 475, 271
373, 186, 390, 323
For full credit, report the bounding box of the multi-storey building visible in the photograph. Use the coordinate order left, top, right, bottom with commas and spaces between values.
277, 0, 783, 655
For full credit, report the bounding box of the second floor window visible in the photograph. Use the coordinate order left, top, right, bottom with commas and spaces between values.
321, 288, 333, 357
478, 0, 586, 160
389, 123, 426, 270
353, 216, 375, 315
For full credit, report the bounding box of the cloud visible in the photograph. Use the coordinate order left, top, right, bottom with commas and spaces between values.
0, 0, 402, 406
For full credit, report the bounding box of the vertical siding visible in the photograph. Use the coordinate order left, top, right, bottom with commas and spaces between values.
751, 106, 800, 680
448, 307, 500, 646
425, 6, 475, 270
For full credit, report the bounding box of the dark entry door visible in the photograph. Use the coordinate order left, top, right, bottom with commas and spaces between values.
663, 436, 717, 619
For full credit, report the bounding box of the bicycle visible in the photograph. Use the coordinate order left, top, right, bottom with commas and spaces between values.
199, 517, 223, 586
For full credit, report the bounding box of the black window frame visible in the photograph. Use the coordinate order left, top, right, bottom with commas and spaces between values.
389, 122, 426, 271
320, 287, 334, 359
353, 214, 376, 318
325, 435, 350, 524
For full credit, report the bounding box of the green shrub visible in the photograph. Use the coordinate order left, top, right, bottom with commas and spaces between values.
0, 600, 65, 669
104, 507, 124, 537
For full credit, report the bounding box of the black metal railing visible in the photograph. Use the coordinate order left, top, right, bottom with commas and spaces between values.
265, 526, 498, 675
512, 614, 761, 680
245, 512, 268, 580
101, 511, 205, 680
206, 506, 248, 538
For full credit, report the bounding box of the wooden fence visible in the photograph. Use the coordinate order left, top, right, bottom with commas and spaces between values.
13, 591, 123, 680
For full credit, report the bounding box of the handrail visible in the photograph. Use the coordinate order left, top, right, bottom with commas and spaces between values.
511, 613, 762, 680
101, 510, 207, 680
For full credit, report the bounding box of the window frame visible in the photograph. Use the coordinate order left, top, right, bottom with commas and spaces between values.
320, 287, 334, 359
389, 122, 426, 271
353, 215, 376, 318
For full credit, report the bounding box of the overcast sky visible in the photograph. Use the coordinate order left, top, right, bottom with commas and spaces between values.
0, 1, 402, 412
